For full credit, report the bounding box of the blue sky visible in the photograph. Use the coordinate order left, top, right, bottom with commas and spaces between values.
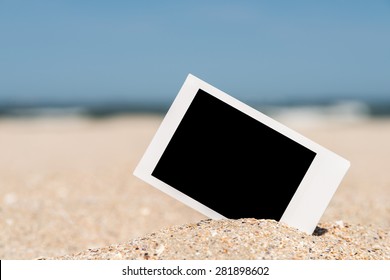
0, 0, 389, 105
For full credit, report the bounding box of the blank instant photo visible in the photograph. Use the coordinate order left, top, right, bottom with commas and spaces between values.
134, 74, 350, 234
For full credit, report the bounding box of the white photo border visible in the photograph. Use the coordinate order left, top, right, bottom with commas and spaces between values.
134, 74, 350, 234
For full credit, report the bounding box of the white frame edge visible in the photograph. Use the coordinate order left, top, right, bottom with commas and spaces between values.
134, 73, 350, 234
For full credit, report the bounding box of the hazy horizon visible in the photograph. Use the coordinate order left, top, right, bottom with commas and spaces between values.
1, 1, 389, 106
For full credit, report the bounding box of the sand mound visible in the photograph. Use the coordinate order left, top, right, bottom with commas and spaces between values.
1, 117, 390, 259
50, 219, 390, 260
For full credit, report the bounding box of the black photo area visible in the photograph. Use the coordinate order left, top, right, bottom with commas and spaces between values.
152, 89, 316, 220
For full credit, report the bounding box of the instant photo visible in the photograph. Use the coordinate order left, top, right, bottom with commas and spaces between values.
134, 74, 350, 234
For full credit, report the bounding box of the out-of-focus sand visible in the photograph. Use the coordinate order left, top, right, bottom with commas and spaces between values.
0, 115, 389, 259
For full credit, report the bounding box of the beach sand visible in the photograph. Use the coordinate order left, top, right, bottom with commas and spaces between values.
0, 115, 389, 259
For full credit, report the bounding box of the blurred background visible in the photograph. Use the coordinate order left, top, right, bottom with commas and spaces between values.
0, 0, 389, 116
1, 0, 390, 259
